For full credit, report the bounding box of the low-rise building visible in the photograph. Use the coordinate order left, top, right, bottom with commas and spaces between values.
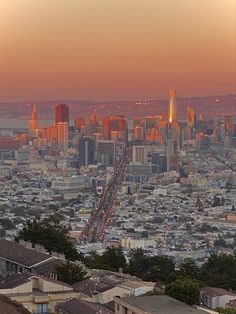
114, 295, 206, 314
200, 287, 236, 309
0, 273, 80, 314
55, 298, 114, 314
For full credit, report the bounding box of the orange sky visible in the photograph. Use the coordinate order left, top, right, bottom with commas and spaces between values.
0, 0, 235, 101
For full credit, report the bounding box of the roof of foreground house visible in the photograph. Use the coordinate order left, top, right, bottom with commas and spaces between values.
0, 239, 53, 268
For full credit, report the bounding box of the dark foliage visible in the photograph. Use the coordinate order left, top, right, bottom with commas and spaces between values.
16, 219, 81, 261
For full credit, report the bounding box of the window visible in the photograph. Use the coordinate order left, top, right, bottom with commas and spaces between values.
36, 303, 49, 314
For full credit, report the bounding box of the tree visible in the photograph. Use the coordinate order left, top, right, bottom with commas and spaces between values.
16, 219, 81, 261
127, 248, 149, 279
165, 277, 201, 305
84, 251, 103, 269
179, 258, 200, 280
145, 256, 175, 282
199, 252, 236, 290
100, 246, 126, 272
56, 261, 87, 285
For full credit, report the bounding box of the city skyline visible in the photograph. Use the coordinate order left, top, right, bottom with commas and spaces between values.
1, 2, 236, 312
0, 0, 235, 101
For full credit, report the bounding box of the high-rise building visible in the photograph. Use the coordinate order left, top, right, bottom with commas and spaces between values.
97, 140, 116, 166
110, 115, 126, 132
55, 104, 69, 124
151, 152, 167, 173
134, 117, 143, 127
132, 145, 148, 163
44, 125, 57, 146
78, 137, 95, 166
29, 105, 39, 133
187, 106, 195, 127
102, 115, 127, 140
74, 117, 85, 131
87, 112, 100, 135
134, 125, 145, 140
168, 90, 177, 123
102, 117, 111, 139
145, 116, 162, 129
56, 122, 68, 152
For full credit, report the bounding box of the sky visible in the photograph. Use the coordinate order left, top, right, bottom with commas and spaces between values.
0, 0, 235, 101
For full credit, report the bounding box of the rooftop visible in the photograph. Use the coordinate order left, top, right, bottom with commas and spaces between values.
115, 295, 207, 314
0, 239, 53, 267
56, 298, 114, 314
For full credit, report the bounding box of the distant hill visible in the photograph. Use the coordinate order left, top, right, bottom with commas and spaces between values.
0, 94, 235, 120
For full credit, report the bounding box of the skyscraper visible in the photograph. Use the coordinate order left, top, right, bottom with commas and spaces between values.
132, 145, 148, 163
55, 104, 69, 124
102, 117, 111, 139
74, 117, 85, 131
168, 90, 177, 123
187, 106, 195, 127
78, 137, 95, 165
134, 125, 145, 140
29, 105, 39, 133
97, 140, 116, 166
56, 122, 68, 152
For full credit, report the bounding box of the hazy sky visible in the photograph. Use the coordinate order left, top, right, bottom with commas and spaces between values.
0, 0, 235, 101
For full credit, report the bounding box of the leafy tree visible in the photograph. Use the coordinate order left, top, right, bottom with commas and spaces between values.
166, 272, 178, 284
16, 219, 81, 261
179, 258, 200, 280
84, 247, 126, 272
84, 251, 103, 269
165, 277, 201, 305
199, 252, 236, 290
127, 248, 149, 279
56, 261, 87, 285
100, 246, 126, 272
145, 256, 175, 282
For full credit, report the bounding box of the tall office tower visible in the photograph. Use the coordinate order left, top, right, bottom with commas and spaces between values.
29, 105, 39, 133
166, 139, 178, 171
168, 89, 177, 123
134, 116, 143, 127
56, 122, 68, 152
225, 115, 233, 134
145, 116, 162, 129
97, 140, 116, 166
102, 117, 111, 139
44, 125, 57, 146
187, 106, 195, 127
55, 104, 69, 124
78, 137, 95, 166
151, 152, 167, 173
145, 116, 156, 129
88, 112, 100, 134
134, 125, 145, 140
74, 117, 85, 131
132, 145, 148, 163
110, 115, 126, 131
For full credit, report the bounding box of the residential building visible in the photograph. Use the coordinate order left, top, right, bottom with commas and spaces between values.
0, 273, 79, 314
200, 287, 236, 309
114, 295, 206, 314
